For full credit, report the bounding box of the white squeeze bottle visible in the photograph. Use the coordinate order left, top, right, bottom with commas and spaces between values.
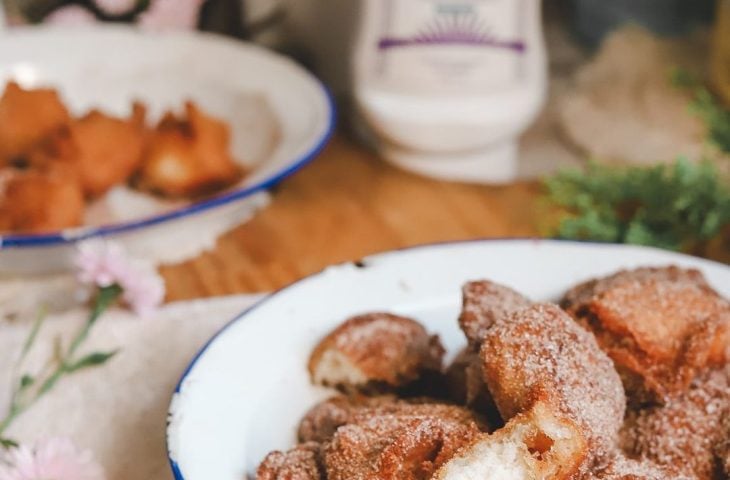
354, 0, 547, 183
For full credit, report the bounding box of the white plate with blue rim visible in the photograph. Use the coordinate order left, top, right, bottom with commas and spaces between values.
166, 239, 730, 480
0, 25, 334, 273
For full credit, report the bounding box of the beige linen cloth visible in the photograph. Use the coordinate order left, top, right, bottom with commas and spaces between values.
0, 290, 263, 480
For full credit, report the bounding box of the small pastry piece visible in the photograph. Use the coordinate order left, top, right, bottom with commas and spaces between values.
135, 102, 241, 198
459, 280, 532, 348
323, 402, 482, 480
24, 125, 80, 178
308, 313, 445, 392
299, 395, 486, 445
256, 442, 323, 480
480, 303, 626, 466
560, 267, 710, 318
69, 104, 147, 198
561, 266, 730, 402
0, 81, 71, 163
0, 170, 84, 233
620, 368, 729, 480
298, 395, 398, 443
434, 399, 588, 480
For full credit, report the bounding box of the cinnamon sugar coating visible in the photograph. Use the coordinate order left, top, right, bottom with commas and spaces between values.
256, 442, 323, 480
459, 280, 532, 348
620, 368, 729, 480
561, 267, 729, 402
299, 395, 487, 445
323, 402, 482, 480
308, 313, 445, 392
590, 454, 690, 480
256, 265, 730, 479
480, 303, 626, 469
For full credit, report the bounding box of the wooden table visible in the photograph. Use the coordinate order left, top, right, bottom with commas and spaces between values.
161, 134, 542, 301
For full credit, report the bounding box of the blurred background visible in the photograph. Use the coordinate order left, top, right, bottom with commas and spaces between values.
0, 0, 728, 297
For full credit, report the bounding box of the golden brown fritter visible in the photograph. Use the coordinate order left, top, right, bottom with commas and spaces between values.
68, 104, 147, 198
308, 313, 445, 393
0, 81, 70, 163
323, 402, 482, 480
620, 368, 729, 480
434, 399, 588, 480
298, 395, 487, 446
135, 102, 241, 198
562, 267, 730, 403
0, 170, 84, 233
298, 395, 400, 444
459, 280, 532, 348
480, 303, 626, 470
256, 442, 323, 480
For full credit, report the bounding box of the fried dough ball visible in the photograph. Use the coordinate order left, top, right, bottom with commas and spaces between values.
459, 280, 532, 348
66, 104, 147, 198
298, 395, 487, 446
308, 313, 445, 393
434, 399, 588, 480
480, 303, 626, 470
298, 395, 400, 444
256, 442, 323, 480
0, 170, 84, 233
561, 267, 730, 403
620, 368, 729, 480
135, 102, 241, 198
323, 401, 482, 480
0, 81, 70, 163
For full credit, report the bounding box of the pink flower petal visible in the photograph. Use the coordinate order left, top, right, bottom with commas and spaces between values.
0, 438, 105, 480
44, 5, 97, 26
74, 240, 165, 315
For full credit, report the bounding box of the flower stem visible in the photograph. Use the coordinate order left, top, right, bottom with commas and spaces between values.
0, 285, 122, 438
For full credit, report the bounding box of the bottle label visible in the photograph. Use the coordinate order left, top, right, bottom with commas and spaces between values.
371, 0, 529, 93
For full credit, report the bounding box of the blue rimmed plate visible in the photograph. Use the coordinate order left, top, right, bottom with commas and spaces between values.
0, 25, 334, 273
166, 239, 730, 480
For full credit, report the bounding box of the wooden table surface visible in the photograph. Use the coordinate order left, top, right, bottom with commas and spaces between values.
161, 134, 542, 301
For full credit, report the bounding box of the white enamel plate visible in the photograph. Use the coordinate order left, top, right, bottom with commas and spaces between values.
0, 26, 334, 272
167, 239, 730, 480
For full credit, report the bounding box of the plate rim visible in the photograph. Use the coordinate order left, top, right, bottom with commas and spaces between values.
0, 27, 336, 249
165, 238, 730, 479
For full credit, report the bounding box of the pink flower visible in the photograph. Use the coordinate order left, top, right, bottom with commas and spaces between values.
75, 240, 165, 316
94, 0, 138, 16
44, 5, 97, 26
138, 0, 206, 30
0, 438, 105, 480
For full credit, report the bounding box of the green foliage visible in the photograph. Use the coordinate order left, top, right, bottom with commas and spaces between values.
671, 69, 730, 154
543, 159, 730, 252
0, 438, 19, 449
66, 351, 119, 374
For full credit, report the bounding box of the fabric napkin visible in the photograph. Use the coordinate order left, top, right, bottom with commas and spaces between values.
0, 294, 264, 480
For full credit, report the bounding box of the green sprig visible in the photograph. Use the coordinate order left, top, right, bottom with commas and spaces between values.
671, 68, 730, 155
543, 159, 730, 254
0, 285, 123, 446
